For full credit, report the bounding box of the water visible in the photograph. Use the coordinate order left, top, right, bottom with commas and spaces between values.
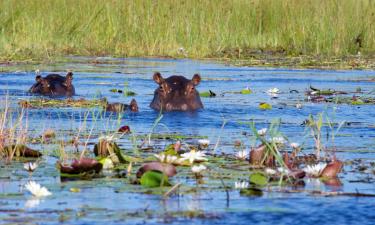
0, 58, 375, 224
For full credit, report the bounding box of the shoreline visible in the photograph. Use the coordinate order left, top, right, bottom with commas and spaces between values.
1, 54, 375, 72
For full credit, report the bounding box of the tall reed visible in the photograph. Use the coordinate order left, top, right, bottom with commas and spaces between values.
0, 0, 374, 60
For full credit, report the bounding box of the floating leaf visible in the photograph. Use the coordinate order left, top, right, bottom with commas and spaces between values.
249, 172, 268, 186
241, 88, 252, 94
240, 187, 263, 197
136, 162, 177, 178
259, 102, 272, 110
124, 91, 136, 96
200, 90, 216, 97
140, 171, 171, 188
69, 188, 81, 193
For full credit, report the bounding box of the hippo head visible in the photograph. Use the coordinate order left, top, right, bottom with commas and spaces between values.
30, 75, 51, 94
63, 72, 73, 87
62, 71, 75, 96
150, 72, 203, 111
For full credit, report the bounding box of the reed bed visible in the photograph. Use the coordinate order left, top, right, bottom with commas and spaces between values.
0, 0, 374, 60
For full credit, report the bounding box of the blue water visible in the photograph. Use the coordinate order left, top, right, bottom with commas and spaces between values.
0, 58, 375, 224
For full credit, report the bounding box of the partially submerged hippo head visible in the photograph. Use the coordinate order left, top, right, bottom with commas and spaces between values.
150, 72, 203, 111
29, 71, 75, 97
29, 75, 51, 95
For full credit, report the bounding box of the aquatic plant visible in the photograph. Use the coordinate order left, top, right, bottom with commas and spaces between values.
25, 181, 52, 198
180, 150, 208, 164
24, 162, 38, 173
236, 150, 249, 161
191, 165, 207, 174
303, 163, 327, 178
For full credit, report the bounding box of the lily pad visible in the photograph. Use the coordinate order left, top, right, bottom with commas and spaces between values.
200, 90, 216, 97
240, 187, 263, 197
259, 102, 272, 110
249, 172, 268, 186
241, 88, 252, 94
140, 171, 171, 188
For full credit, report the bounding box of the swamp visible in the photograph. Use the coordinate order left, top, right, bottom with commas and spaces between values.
1, 1, 375, 225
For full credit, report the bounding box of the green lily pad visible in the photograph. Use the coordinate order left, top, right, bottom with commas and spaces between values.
200, 90, 216, 97
241, 88, 252, 94
249, 172, 268, 186
140, 171, 171, 188
259, 102, 272, 110
240, 187, 263, 197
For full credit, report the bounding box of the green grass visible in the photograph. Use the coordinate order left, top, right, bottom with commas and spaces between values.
0, 0, 375, 61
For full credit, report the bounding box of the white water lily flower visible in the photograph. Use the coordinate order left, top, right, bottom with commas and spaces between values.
198, 139, 210, 148
234, 181, 249, 189
277, 167, 290, 174
290, 142, 300, 149
296, 103, 303, 109
153, 153, 179, 164
24, 162, 38, 172
236, 150, 249, 160
267, 88, 280, 95
180, 150, 208, 164
102, 158, 114, 169
257, 128, 267, 136
265, 168, 277, 175
303, 163, 327, 177
25, 181, 52, 198
271, 136, 286, 144
191, 165, 207, 173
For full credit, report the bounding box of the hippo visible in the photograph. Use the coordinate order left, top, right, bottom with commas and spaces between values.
150, 72, 203, 111
29, 71, 75, 97
105, 99, 139, 113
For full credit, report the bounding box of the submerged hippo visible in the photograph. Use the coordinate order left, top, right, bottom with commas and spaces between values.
29, 71, 75, 97
105, 99, 139, 113
150, 72, 203, 111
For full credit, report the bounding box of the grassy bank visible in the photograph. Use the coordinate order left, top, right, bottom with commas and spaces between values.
1, 0, 375, 62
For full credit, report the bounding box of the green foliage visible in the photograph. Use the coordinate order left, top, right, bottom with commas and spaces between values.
1, 0, 374, 60
240, 187, 263, 197
140, 171, 171, 188
249, 172, 268, 186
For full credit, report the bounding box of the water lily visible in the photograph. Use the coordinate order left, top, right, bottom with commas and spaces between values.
24, 162, 38, 172
303, 163, 327, 177
290, 142, 300, 149
154, 153, 179, 164
257, 128, 267, 136
191, 165, 207, 173
271, 136, 286, 144
265, 168, 277, 175
267, 88, 280, 95
180, 150, 208, 164
296, 103, 303, 109
25, 181, 52, 198
198, 139, 210, 149
236, 150, 249, 160
277, 167, 290, 174
234, 181, 249, 189
102, 158, 114, 169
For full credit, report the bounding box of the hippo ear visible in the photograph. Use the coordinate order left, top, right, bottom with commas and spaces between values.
66, 71, 73, 79
192, 74, 201, 86
153, 72, 164, 84
36, 75, 42, 83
